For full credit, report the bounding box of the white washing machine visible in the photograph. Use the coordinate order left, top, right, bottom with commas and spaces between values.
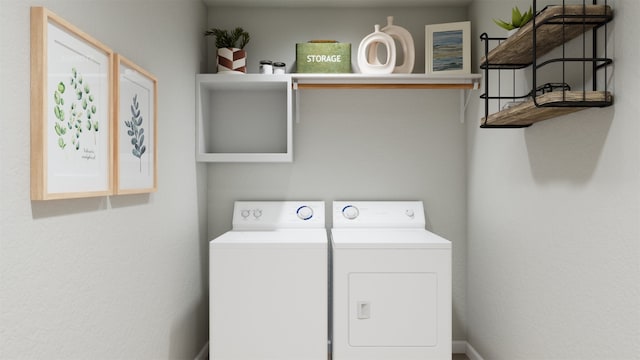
209, 201, 327, 360
331, 201, 452, 360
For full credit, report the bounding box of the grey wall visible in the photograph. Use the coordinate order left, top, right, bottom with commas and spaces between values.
0, 0, 209, 358
206, 5, 470, 340
206, 6, 469, 74
467, 0, 640, 359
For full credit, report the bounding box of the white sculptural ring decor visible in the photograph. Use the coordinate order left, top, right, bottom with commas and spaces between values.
378, 16, 415, 73
357, 24, 396, 74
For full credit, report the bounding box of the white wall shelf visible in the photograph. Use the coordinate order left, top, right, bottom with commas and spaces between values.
196, 73, 480, 162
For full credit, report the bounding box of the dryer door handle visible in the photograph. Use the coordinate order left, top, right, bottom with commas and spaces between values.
357, 301, 371, 319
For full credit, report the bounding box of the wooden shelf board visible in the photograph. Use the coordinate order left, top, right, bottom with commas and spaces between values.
481, 5, 612, 67
295, 83, 475, 90
292, 73, 481, 89
481, 91, 613, 127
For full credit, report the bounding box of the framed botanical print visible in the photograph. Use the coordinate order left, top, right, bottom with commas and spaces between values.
113, 55, 158, 194
31, 7, 113, 200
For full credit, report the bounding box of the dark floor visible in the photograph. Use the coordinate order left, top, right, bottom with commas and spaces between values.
453, 354, 471, 360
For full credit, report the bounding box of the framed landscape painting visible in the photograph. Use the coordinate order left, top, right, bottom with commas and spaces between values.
425, 21, 471, 75
30, 7, 113, 200
113, 55, 158, 194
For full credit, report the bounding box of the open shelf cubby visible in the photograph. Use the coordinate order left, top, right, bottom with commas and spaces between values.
196, 74, 293, 162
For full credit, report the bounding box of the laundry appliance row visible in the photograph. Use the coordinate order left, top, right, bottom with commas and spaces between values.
209, 200, 452, 360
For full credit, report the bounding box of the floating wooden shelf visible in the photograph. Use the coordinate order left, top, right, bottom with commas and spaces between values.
481, 91, 613, 127
479, 1, 614, 128
480, 5, 613, 69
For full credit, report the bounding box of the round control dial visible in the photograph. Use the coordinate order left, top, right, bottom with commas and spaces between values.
342, 205, 360, 220
296, 205, 314, 220
252, 209, 262, 218
240, 209, 250, 219
405, 209, 415, 218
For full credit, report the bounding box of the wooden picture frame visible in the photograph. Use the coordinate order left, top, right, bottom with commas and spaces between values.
30, 7, 113, 200
113, 55, 158, 194
425, 21, 471, 75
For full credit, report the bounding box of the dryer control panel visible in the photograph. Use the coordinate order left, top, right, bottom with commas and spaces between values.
233, 201, 325, 230
333, 201, 425, 228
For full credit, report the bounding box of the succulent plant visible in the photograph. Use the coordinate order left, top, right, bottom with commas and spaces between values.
493, 6, 534, 31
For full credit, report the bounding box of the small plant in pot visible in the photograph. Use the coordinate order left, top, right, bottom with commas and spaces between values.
204, 27, 250, 73
493, 6, 534, 37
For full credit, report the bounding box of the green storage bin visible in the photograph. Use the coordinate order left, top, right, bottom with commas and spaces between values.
296, 42, 351, 73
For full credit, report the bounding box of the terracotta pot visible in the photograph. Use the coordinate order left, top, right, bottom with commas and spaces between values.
217, 47, 247, 73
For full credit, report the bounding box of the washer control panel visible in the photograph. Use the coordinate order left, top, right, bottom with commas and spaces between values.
233, 201, 325, 230
333, 201, 425, 228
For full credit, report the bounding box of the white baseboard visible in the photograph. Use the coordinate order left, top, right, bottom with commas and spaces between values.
194, 342, 209, 360
196, 340, 484, 360
465, 341, 485, 360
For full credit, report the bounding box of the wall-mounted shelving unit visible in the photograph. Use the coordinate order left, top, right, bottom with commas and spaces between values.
196, 73, 481, 162
479, 1, 613, 128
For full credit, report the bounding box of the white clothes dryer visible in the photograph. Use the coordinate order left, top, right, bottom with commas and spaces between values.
331, 201, 451, 360
210, 201, 328, 360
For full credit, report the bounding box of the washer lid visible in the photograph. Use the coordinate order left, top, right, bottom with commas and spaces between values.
211, 229, 328, 249
331, 228, 450, 249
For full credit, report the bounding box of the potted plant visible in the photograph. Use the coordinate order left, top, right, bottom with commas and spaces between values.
493, 6, 534, 37
204, 27, 250, 73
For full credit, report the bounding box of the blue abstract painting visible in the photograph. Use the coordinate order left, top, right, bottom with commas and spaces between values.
432, 30, 464, 72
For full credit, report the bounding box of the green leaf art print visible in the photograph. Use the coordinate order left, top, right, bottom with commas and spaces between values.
125, 94, 146, 172
52, 67, 98, 151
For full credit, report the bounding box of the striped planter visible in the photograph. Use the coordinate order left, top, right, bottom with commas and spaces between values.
217, 47, 247, 73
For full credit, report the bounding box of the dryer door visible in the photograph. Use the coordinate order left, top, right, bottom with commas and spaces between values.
348, 272, 438, 347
